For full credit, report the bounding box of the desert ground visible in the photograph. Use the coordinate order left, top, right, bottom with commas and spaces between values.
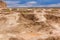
0, 8, 60, 40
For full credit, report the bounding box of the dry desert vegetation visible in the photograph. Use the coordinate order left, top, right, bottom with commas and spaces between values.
0, 1, 60, 40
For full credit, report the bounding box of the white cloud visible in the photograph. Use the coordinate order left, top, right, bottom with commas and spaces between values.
5, 1, 20, 5
4, 0, 21, 7
4, 0, 60, 7
8, 3, 60, 7
38, 3, 60, 7
26, 1, 37, 4
5, 1, 37, 7
47, 3, 60, 7
26, 1, 37, 7
7, 3, 60, 7
7, 4, 28, 7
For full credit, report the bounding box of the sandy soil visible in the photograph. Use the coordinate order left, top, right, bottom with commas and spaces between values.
0, 8, 60, 40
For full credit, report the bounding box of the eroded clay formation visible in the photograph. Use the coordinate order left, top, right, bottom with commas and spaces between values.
0, 8, 60, 40
0, 1, 60, 40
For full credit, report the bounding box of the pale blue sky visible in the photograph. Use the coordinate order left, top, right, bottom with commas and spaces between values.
4, 0, 60, 7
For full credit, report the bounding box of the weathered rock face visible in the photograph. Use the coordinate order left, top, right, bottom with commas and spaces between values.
0, 8, 60, 40
0, 1, 7, 8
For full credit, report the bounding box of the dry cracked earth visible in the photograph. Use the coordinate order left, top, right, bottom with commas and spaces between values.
0, 8, 60, 40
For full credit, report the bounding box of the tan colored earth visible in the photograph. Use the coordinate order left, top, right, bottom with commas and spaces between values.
0, 1, 60, 40
0, 8, 60, 40
0, 0, 7, 8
